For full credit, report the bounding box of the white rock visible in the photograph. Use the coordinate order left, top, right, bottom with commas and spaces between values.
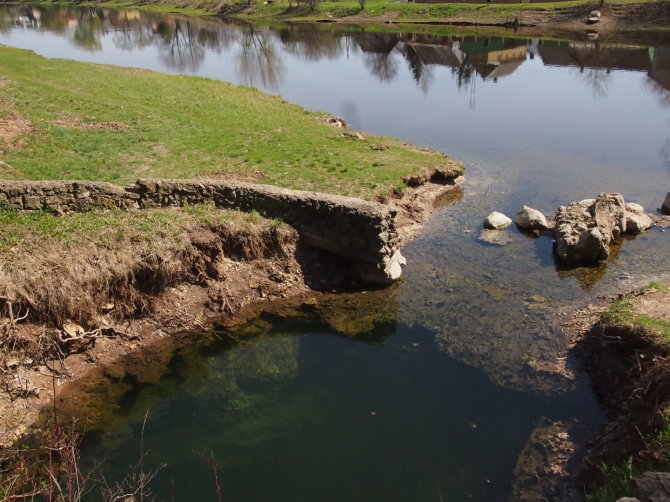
390, 249, 407, 266
484, 211, 512, 230
626, 202, 645, 214
625, 211, 654, 234
514, 205, 548, 231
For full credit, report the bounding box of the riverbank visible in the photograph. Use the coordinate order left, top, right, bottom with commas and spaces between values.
83, 0, 670, 34
554, 283, 670, 500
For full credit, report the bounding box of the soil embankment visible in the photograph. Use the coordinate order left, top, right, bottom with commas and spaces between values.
221, 0, 670, 36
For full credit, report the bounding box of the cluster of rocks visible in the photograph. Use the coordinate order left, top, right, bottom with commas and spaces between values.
483, 192, 656, 265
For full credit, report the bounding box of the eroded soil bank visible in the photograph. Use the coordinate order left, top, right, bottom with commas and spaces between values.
548, 281, 670, 499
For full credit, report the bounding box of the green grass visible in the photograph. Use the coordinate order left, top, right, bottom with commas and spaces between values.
179, 0, 664, 23
586, 457, 635, 502
587, 411, 670, 502
0, 46, 460, 201
601, 283, 670, 343
0, 203, 254, 254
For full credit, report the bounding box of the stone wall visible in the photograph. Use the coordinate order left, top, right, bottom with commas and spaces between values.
0, 179, 403, 284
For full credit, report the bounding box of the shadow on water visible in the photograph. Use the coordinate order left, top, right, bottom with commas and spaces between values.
53, 288, 600, 502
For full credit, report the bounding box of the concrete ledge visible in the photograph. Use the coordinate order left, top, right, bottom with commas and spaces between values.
0, 179, 403, 284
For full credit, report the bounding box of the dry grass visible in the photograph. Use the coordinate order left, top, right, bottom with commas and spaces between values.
47, 116, 131, 131
0, 205, 293, 328
0, 99, 36, 149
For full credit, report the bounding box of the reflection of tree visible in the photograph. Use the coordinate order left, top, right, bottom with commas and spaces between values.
236, 27, 286, 90
112, 11, 154, 51
452, 61, 474, 89
0, 6, 13, 33
363, 51, 398, 82
402, 44, 434, 93
72, 10, 103, 51
156, 18, 205, 72
279, 26, 344, 61
195, 22, 239, 53
578, 66, 612, 99
643, 76, 670, 107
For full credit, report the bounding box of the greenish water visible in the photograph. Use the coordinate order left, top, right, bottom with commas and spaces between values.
76, 308, 599, 502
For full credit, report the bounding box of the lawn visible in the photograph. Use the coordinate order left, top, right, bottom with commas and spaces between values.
0, 45, 460, 200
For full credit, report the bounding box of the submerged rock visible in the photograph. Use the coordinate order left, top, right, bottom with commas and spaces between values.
510, 421, 578, 502
554, 193, 626, 265
478, 229, 512, 246
515, 205, 548, 232
484, 211, 512, 230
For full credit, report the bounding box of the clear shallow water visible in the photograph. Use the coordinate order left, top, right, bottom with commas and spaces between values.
4, 5, 670, 500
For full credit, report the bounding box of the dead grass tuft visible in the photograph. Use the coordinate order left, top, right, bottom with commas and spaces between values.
48, 116, 131, 131
0, 99, 36, 148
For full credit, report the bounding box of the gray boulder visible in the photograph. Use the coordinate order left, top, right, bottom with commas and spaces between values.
484, 211, 512, 230
662, 192, 670, 215
633, 472, 670, 502
554, 193, 626, 265
625, 202, 654, 234
515, 206, 548, 231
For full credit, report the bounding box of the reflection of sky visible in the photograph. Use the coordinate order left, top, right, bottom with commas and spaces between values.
1, 19, 669, 212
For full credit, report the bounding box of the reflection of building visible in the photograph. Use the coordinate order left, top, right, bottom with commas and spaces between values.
537, 40, 650, 71
460, 39, 527, 80
535, 40, 670, 97
354, 32, 399, 55
402, 36, 527, 82
404, 42, 465, 67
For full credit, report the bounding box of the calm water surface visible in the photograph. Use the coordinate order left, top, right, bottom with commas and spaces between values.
3, 6, 670, 500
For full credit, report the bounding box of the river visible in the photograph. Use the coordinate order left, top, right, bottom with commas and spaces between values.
2, 5, 670, 500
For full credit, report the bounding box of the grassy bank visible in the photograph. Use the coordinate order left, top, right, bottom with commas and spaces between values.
0, 45, 460, 201
84, 0, 670, 30
585, 283, 670, 501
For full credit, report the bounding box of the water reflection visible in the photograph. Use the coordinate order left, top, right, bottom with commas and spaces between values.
237, 26, 285, 89
4, 4, 670, 101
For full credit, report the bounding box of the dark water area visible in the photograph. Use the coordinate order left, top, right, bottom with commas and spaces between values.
68, 298, 600, 502
3, 5, 670, 500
